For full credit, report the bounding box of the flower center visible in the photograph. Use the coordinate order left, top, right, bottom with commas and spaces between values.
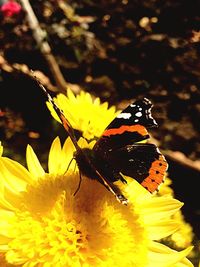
6, 174, 148, 266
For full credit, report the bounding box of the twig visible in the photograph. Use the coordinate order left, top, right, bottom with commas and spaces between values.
149, 136, 200, 173
0, 54, 81, 94
0, 54, 57, 92
163, 149, 200, 173
19, 0, 70, 93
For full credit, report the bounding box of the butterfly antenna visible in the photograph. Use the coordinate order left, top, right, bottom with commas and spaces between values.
32, 72, 80, 151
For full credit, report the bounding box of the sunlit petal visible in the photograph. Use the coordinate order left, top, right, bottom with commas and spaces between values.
48, 137, 62, 174
147, 220, 180, 240
26, 145, 45, 178
141, 196, 183, 222
48, 89, 118, 140
148, 241, 193, 267
0, 142, 3, 156
0, 159, 27, 193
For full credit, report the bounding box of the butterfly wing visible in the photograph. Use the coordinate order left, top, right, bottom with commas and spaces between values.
107, 143, 168, 193
33, 75, 81, 151
94, 98, 157, 153
94, 98, 168, 193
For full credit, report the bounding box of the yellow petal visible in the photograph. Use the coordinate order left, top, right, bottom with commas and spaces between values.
141, 196, 183, 222
0, 142, 3, 156
0, 195, 15, 210
48, 137, 62, 174
0, 185, 16, 211
0, 210, 15, 239
147, 220, 180, 240
67, 89, 77, 102
0, 165, 25, 210
26, 145, 45, 179
94, 97, 101, 106
148, 241, 193, 267
60, 138, 76, 173
56, 93, 81, 129
46, 101, 61, 123
0, 244, 9, 252
0, 159, 28, 193
0, 179, 15, 210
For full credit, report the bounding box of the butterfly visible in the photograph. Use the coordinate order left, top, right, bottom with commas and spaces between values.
35, 77, 168, 205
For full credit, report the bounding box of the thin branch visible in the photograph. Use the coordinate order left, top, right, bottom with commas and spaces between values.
163, 149, 200, 173
0, 54, 57, 92
19, 0, 72, 93
0, 55, 81, 94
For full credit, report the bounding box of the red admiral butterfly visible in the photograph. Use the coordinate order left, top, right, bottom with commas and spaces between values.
36, 78, 168, 205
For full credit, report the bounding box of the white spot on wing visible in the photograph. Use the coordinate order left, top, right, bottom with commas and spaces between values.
117, 112, 132, 119
146, 108, 157, 125
135, 111, 142, 117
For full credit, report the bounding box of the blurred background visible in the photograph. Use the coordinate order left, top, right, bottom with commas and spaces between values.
0, 0, 200, 265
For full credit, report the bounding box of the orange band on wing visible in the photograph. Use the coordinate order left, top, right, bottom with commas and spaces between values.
60, 114, 70, 131
103, 125, 148, 137
141, 155, 168, 193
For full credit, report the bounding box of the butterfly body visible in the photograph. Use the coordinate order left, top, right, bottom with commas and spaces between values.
35, 77, 168, 205
74, 147, 128, 204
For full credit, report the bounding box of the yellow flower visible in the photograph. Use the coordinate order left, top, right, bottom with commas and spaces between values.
47, 89, 195, 252
0, 138, 193, 267
170, 211, 194, 249
46, 89, 119, 140
158, 177, 174, 196
158, 177, 194, 251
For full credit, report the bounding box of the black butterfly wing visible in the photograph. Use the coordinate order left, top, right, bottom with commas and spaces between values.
106, 143, 168, 193
93, 98, 168, 193
94, 98, 158, 153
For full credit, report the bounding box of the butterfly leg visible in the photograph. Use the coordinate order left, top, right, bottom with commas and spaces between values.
64, 157, 76, 175
94, 168, 128, 205
102, 180, 128, 205
73, 170, 82, 196
118, 174, 127, 184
